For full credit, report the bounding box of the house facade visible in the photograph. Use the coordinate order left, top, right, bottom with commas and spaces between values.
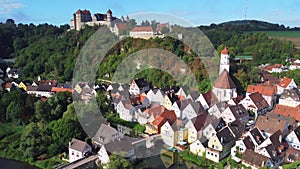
69, 138, 92, 163
286, 126, 300, 150
129, 26, 154, 39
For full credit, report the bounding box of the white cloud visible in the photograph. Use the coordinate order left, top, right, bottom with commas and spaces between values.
0, 0, 25, 14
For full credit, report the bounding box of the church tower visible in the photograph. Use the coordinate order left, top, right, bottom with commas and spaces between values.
107, 9, 112, 22
219, 47, 230, 75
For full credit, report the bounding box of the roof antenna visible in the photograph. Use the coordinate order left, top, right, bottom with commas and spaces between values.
245, 0, 248, 20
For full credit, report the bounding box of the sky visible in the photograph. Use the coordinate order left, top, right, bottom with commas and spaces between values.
0, 0, 300, 27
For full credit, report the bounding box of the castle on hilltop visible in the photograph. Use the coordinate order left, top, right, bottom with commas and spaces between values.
70, 9, 129, 31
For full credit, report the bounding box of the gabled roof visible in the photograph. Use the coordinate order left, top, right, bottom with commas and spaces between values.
269, 130, 283, 150
278, 77, 293, 88
69, 138, 90, 152
214, 70, 236, 89
51, 87, 73, 93
132, 78, 149, 88
204, 115, 226, 131
130, 26, 154, 32
216, 126, 235, 145
228, 120, 244, 138
38, 80, 57, 86
249, 127, 265, 145
104, 136, 134, 158
260, 71, 280, 85
243, 136, 255, 151
94, 124, 120, 145
246, 84, 275, 96
76, 9, 91, 15
187, 91, 200, 101
242, 149, 270, 167
152, 110, 176, 127
190, 112, 208, 131
214, 101, 229, 112
221, 47, 229, 55
229, 104, 249, 119
248, 92, 269, 110
156, 22, 169, 32
255, 115, 287, 135
144, 104, 166, 118
280, 88, 300, 101
202, 90, 218, 107
264, 64, 283, 71
170, 119, 184, 131
294, 125, 300, 142
116, 23, 127, 30
273, 104, 300, 121
37, 84, 52, 92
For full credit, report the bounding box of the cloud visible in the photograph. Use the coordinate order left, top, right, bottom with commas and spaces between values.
0, 0, 25, 14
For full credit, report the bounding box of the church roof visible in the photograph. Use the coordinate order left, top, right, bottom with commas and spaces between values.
214, 69, 236, 89
221, 47, 229, 55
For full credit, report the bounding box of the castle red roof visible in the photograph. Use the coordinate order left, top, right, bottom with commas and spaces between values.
76, 9, 91, 15
107, 9, 112, 14
214, 70, 236, 89
130, 26, 153, 32
221, 47, 229, 55
116, 23, 127, 30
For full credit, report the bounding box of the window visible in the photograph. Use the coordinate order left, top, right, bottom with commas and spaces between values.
207, 152, 210, 155
212, 145, 215, 148
215, 154, 217, 157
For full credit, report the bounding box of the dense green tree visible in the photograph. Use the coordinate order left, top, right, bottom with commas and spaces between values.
51, 118, 85, 151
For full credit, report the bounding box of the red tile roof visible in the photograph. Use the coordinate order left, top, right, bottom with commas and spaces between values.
255, 115, 287, 135
76, 9, 91, 15
157, 22, 169, 32
248, 92, 269, 110
278, 77, 293, 88
152, 110, 176, 127
202, 90, 218, 107
273, 104, 300, 121
130, 26, 153, 32
116, 23, 127, 30
51, 87, 73, 93
246, 85, 275, 96
144, 104, 166, 118
5, 82, 11, 88
214, 70, 236, 89
191, 112, 208, 131
221, 47, 229, 54
264, 64, 282, 71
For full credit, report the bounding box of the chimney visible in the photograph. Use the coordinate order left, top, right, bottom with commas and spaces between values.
69, 141, 72, 148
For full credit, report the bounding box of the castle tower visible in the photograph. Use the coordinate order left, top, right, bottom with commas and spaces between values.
107, 9, 112, 22
219, 47, 230, 75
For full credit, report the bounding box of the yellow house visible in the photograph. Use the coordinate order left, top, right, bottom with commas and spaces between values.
161, 120, 188, 147
163, 95, 173, 110
206, 126, 235, 163
185, 113, 208, 144
18, 82, 28, 91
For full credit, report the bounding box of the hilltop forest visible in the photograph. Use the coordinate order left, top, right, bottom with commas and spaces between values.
0, 19, 299, 91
